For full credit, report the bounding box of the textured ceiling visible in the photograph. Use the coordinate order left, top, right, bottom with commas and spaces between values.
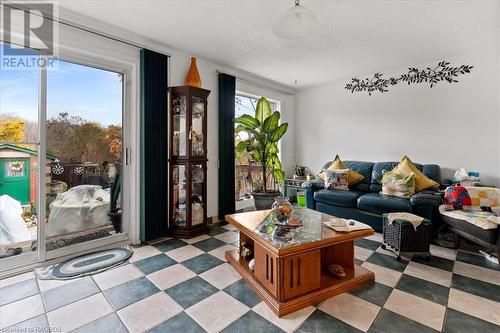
57, 0, 498, 88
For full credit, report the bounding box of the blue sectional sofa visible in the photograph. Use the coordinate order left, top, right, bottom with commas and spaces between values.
302, 160, 443, 232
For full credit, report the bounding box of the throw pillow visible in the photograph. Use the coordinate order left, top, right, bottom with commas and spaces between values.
319, 155, 364, 186
391, 155, 439, 192
381, 170, 416, 198
324, 169, 349, 190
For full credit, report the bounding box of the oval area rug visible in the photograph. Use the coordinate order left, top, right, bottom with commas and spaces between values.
35, 245, 134, 280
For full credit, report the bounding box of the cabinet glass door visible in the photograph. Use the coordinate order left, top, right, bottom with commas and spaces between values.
172, 164, 187, 227
172, 96, 187, 157
191, 164, 205, 226
191, 96, 205, 157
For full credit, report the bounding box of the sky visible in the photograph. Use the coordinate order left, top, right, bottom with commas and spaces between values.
0, 44, 123, 127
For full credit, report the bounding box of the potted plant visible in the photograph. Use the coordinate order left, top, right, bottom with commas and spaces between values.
234, 97, 288, 210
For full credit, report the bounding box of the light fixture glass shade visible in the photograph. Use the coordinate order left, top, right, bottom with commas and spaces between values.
273, 2, 323, 39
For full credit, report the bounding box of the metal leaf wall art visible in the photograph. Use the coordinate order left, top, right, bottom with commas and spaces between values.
345, 61, 473, 95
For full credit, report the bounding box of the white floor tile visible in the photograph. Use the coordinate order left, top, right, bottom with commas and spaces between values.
453, 261, 500, 286
47, 293, 113, 332
448, 288, 500, 325
199, 263, 241, 289
253, 302, 315, 332
182, 234, 211, 244
147, 264, 196, 290
355, 246, 374, 261
366, 233, 383, 243
0, 271, 35, 288
118, 292, 183, 333
0, 294, 44, 328
214, 231, 239, 244
222, 224, 236, 231
384, 289, 445, 331
361, 262, 402, 287
92, 264, 143, 290
404, 261, 452, 287
208, 244, 238, 262
319, 293, 381, 332
129, 246, 162, 263
37, 276, 84, 292
430, 244, 457, 261
186, 291, 249, 333
165, 245, 204, 262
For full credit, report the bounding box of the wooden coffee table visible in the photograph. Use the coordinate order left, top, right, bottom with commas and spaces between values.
225, 207, 375, 317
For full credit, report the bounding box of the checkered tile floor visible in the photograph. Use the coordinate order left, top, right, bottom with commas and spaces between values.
1, 225, 499, 333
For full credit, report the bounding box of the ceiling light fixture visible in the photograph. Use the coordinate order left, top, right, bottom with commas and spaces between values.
273, 0, 323, 40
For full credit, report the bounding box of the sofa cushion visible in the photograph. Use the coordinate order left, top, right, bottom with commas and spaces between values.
319, 155, 365, 186
357, 192, 411, 215
371, 161, 427, 192
314, 189, 365, 208
391, 156, 439, 192
343, 161, 374, 191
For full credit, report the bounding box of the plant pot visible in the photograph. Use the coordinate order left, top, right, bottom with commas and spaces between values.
108, 209, 122, 233
252, 191, 280, 210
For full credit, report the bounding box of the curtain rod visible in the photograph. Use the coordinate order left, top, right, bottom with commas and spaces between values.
3, 3, 171, 57
217, 70, 295, 96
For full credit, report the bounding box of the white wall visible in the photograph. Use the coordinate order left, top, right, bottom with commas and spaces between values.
295, 51, 500, 187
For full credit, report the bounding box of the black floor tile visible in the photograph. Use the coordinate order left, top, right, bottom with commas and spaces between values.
451, 273, 500, 302
103, 277, 159, 310
412, 255, 455, 272
350, 281, 392, 306
443, 308, 500, 333
395, 274, 449, 306
192, 238, 227, 252
456, 251, 500, 271
153, 239, 188, 252
133, 254, 177, 275
368, 309, 438, 333
355, 238, 382, 251
148, 312, 205, 333
221, 311, 284, 333
182, 253, 224, 274
223, 280, 261, 308
296, 309, 363, 333
165, 276, 218, 309
365, 252, 408, 272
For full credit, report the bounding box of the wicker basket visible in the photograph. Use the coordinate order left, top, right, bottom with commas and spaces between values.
382, 214, 432, 257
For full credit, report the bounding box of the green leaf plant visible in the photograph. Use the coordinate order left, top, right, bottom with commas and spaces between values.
234, 97, 288, 194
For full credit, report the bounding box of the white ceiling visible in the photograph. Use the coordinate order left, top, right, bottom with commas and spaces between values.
57, 0, 498, 88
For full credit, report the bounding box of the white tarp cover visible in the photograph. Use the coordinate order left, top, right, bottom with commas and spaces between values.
47, 185, 111, 237
0, 195, 31, 245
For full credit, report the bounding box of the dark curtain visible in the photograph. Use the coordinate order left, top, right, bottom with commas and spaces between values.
140, 49, 169, 241
218, 73, 236, 218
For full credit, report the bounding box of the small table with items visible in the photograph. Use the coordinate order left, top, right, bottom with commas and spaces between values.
224, 207, 375, 317
284, 178, 309, 203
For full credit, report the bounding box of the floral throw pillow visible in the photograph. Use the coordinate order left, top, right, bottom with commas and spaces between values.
324, 169, 349, 190
381, 170, 416, 198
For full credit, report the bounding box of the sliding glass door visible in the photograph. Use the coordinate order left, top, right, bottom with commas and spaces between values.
0, 44, 40, 265
0, 42, 130, 271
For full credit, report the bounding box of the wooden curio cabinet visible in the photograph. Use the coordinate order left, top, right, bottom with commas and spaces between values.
169, 86, 210, 238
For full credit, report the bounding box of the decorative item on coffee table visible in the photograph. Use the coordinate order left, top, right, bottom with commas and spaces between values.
381, 213, 432, 261
169, 85, 210, 238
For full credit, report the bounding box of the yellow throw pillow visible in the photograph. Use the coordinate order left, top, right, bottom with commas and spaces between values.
391, 156, 439, 192
319, 155, 364, 186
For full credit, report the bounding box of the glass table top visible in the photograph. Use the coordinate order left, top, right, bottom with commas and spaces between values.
254, 207, 328, 248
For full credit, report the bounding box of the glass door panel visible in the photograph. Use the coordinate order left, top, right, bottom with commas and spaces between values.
172, 96, 187, 157
0, 42, 39, 260
172, 164, 187, 227
191, 96, 205, 156
45, 59, 124, 251
191, 164, 204, 226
